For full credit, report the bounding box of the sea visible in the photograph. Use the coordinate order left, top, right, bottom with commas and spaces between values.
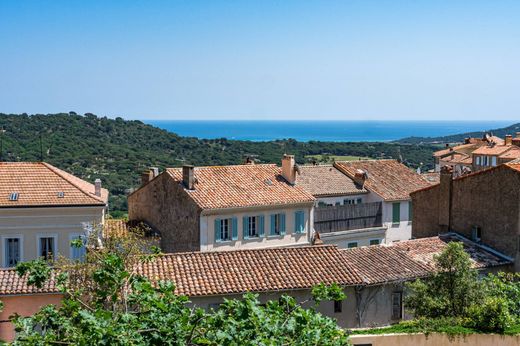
146, 120, 512, 142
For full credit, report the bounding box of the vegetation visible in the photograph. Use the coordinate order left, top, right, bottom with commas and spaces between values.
9, 229, 350, 345
405, 242, 520, 334
304, 154, 371, 163
0, 113, 436, 215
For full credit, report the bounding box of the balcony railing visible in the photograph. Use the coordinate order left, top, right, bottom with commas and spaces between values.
314, 202, 383, 233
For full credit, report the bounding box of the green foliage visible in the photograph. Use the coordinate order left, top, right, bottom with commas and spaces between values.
15, 260, 51, 289
405, 242, 481, 318
468, 296, 514, 333
0, 113, 436, 214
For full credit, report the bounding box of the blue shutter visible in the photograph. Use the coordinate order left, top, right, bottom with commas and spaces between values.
270, 214, 276, 236
214, 219, 221, 242
280, 213, 286, 235
295, 211, 304, 233
258, 215, 265, 237
232, 217, 238, 240
243, 216, 249, 239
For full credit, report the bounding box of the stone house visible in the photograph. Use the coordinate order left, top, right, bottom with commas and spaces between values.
411, 162, 520, 271
0, 162, 108, 267
128, 155, 316, 253
333, 160, 431, 244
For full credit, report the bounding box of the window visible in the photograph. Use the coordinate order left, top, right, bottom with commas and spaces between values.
8, 192, 18, 201
4, 237, 21, 267
334, 300, 342, 313
347, 242, 358, 248
392, 202, 401, 224
491, 156, 497, 166
220, 219, 231, 241
335, 202, 341, 206
270, 213, 285, 236
357, 198, 362, 204
475, 156, 481, 165
38, 236, 56, 261
391, 292, 403, 319
471, 226, 482, 242
483, 156, 488, 166
369, 239, 381, 246
248, 216, 257, 237
294, 211, 305, 234
70, 234, 86, 261
243, 215, 264, 239
214, 218, 237, 242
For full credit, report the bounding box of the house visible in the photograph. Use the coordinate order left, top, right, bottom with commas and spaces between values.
411, 162, 520, 271
0, 233, 511, 341
128, 155, 316, 253
0, 162, 108, 267
333, 160, 431, 244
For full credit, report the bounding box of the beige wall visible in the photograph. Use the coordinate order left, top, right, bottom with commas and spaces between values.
200, 204, 314, 251
350, 333, 520, 346
0, 206, 105, 267
0, 293, 63, 342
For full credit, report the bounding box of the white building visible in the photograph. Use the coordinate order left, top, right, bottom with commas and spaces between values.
0, 162, 108, 267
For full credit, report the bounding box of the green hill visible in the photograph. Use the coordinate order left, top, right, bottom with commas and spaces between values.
397, 123, 520, 144
0, 113, 436, 216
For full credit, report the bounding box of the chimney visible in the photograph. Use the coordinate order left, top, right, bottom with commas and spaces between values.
182, 165, 195, 190
464, 138, 470, 144
150, 167, 159, 177
505, 135, 513, 146
281, 154, 297, 185
438, 166, 453, 232
141, 170, 154, 185
94, 179, 102, 197
516, 132, 520, 139
312, 232, 324, 246
352, 169, 368, 186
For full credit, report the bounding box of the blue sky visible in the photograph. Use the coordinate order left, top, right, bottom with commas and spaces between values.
0, 0, 519, 120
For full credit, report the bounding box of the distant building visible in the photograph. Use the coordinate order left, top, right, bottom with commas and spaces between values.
0, 162, 108, 267
411, 162, 520, 271
128, 155, 315, 253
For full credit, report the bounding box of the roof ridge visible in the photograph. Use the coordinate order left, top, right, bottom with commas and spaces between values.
157, 244, 337, 257
166, 163, 277, 170
41, 162, 105, 204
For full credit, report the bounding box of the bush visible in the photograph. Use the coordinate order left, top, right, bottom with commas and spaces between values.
469, 296, 514, 333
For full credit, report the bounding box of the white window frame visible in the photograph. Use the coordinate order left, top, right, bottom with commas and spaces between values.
37, 233, 58, 261
69, 233, 87, 261
248, 216, 258, 238
1, 235, 23, 268
220, 218, 232, 241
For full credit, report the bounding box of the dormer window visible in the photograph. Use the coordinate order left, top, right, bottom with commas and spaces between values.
8, 192, 18, 201
57, 192, 65, 198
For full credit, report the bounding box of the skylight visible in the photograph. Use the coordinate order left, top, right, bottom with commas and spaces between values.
57, 192, 65, 198
8, 192, 19, 201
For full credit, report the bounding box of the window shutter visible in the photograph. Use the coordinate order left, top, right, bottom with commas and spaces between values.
270, 214, 276, 236
408, 201, 413, 221
214, 219, 221, 242
280, 213, 286, 235
232, 217, 238, 240
243, 216, 249, 239
392, 203, 400, 223
258, 215, 265, 237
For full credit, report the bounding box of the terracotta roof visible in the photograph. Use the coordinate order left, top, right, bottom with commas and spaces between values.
393, 233, 512, 269
433, 143, 479, 158
421, 172, 440, 185
297, 165, 367, 197
442, 153, 472, 165
0, 162, 108, 207
472, 145, 513, 156
166, 164, 315, 210
334, 160, 431, 201
0, 269, 59, 295
498, 146, 520, 160
136, 245, 363, 296
341, 246, 432, 285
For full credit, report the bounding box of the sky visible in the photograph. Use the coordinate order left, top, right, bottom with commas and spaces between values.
0, 0, 519, 121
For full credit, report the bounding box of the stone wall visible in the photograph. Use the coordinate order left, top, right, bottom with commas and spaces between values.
128, 173, 202, 253
350, 333, 520, 346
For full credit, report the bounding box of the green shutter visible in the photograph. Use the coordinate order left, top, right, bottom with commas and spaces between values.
243, 216, 249, 239
214, 219, 221, 242
408, 201, 412, 221
392, 203, 401, 223
295, 211, 304, 233
259, 215, 265, 237
232, 217, 238, 240
270, 214, 276, 235
280, 213, 286, 235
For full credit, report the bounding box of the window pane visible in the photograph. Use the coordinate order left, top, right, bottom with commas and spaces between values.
40, 237, 54, 260
6, 238, 20, 267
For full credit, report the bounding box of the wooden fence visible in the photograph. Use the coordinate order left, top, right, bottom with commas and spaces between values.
314, 202, 383, 233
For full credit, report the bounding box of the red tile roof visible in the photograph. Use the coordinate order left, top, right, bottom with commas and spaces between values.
334, 160, 431, 201
0, 269, 59, 295
166, 164, 315, 210
136, 245, 363, 296
499, 146, 520, 160
297, 165, 367, 197
0, 162, 108, 207
472, 145, 513, 156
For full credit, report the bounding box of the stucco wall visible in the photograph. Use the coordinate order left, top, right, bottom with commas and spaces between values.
0, 294, 63, 342
200, 204, 314, 251
128, 173, 202, 253
0, 206, 105, 267
350, 333, 520, 346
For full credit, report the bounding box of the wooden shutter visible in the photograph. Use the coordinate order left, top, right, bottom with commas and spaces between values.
243, 216, 249, 239
280, 213, 286, 235
295, 211, 304, 233
408, 201, 412, 221
392, 203, 400, 223
258, 215, 265, 237
214, 219, 221, 242
232, 217, 238, 240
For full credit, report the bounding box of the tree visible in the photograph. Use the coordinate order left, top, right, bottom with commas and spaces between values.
405, 242, 482, 318
10, 228, 350, 345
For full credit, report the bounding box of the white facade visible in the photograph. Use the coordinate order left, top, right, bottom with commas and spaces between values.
0, 206, 105, 267
199, 204, 314, 251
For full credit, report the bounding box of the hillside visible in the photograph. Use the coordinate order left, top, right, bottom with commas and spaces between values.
397, 122, 520, 144
0, 113, 436, 216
